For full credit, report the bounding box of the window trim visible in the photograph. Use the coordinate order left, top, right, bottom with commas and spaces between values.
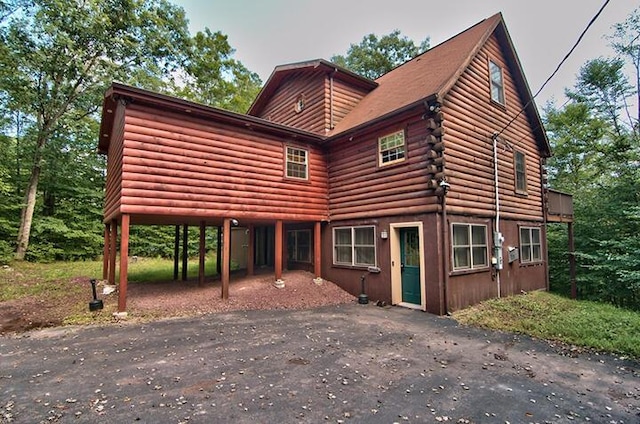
285, 145, 308, 180
287, 229, 312, 263
378, 130, 406, 167
489, 59, 505, 106
519, 226, 543, 264
514, 150, 528, 194
451, 223, 489, 271
332, 225, 377, 267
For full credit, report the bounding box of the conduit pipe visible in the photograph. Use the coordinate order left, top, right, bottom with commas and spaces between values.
492, 132, 502, 298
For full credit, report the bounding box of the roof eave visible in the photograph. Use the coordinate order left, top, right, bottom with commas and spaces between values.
325, 94, 438, 143
98, 82, 325, 154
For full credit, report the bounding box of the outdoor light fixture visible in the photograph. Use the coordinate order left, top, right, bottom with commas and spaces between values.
380, 230, 388, 239
230, 218, 239, 227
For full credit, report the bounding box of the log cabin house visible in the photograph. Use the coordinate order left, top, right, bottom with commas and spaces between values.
99, 13, 573, 315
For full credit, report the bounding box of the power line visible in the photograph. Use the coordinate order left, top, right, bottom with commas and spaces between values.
493, 0, 611, 139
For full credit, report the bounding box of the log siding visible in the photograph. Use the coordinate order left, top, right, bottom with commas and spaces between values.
328, 114, 440, 221
442, 34, 543, 221
115, 104, 328, 223
255, 70, 327, 135
104, 106, 125, 222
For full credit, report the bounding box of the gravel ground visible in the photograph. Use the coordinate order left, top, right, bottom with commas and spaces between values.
126, 270, 356, 317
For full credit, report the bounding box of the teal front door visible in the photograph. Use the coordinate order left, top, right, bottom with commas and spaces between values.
400, 227, 421, 305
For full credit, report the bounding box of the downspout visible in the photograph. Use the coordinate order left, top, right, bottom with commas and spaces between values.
492, 132, 502, 298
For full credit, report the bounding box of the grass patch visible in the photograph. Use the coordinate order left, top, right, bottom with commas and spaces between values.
453, 291, 640, 359
1, 260, 102, 301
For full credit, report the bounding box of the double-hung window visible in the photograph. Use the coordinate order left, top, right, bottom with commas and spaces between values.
333, 226, 376, 267
520, 227, 542, 263
514, 150, 527, 193
378, 130, 405, 166
489, 60, 505, 105
452, 223, 488, 271
286, 146, 308, 180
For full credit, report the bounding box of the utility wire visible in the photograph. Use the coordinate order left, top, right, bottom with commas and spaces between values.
493, 0, 611, 139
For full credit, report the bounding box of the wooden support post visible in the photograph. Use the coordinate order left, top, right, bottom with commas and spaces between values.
108, 219, 117, 286
118, 214, 130, 313
222, 219, 231, 299
275, 220, 283, 281
199, 222, 206, 286
569, 222, 576, 299
173, 225, 180, 280
314, 221, 321, 278
247, 224, 255, 276
103, 223, 110, 280
182, 224, 188, 281
216, 226, 222, 275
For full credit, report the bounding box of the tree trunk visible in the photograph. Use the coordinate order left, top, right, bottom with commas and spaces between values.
15, 162, 41, 260
15, 130, 47, 261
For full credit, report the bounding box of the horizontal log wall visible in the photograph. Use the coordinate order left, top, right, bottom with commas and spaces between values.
117, 104, 329, 222
257, 70, 327, 135
104, 105, 125, 222
442, 34, 544, 222
330, 78, 370, 128
328, 114, 440, 221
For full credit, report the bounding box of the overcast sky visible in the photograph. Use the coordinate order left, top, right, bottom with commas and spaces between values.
172, 0, 636, 110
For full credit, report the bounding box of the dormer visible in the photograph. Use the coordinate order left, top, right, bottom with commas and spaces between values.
247, 59, 377, 135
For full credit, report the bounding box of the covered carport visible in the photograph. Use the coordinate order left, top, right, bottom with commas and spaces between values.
97, 83, 328, 314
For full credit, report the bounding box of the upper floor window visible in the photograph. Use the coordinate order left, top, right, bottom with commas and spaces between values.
378, 130, 405, 166
452, 223, 488, 271
489, 60, 505, 105
286, 146, 308, 180
520, 227, 542, 263
333, 226, 376, 267
514, 150, 527, 193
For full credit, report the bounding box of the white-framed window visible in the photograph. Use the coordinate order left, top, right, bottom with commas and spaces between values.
333, 226, 376, 267
489, 60, 505, 105
514, 150, 527, 193
520, 227, 542, 263
286, 146, 308, 180
378, 130, 406, 166
287, 229, 311, 263
452, 223, 488, 271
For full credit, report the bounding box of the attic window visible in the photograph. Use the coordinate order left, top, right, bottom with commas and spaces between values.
294, 94, 306, 113
489, 60, 505, 105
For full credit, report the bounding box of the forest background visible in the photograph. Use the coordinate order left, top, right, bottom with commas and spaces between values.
0, 1, 638, 309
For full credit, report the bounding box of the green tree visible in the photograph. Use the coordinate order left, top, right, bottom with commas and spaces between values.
331, 29, 430, 79
609, 6, 639, 131
566, 58, 634, 138
0, 0, 191, 260
176, 28, 262, 113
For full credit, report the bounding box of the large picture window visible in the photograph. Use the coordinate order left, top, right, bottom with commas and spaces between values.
287, 229, 311, 262
514, 150, 527, 193
520, 227, 542, 263
378, 130, 405, 166
286, 146, 308, 180
489, 60, 505, 105
333, 226, 376, 267
452, 223, 488, 271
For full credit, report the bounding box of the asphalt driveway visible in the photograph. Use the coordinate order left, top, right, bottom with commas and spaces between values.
1, 303, 638, 423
